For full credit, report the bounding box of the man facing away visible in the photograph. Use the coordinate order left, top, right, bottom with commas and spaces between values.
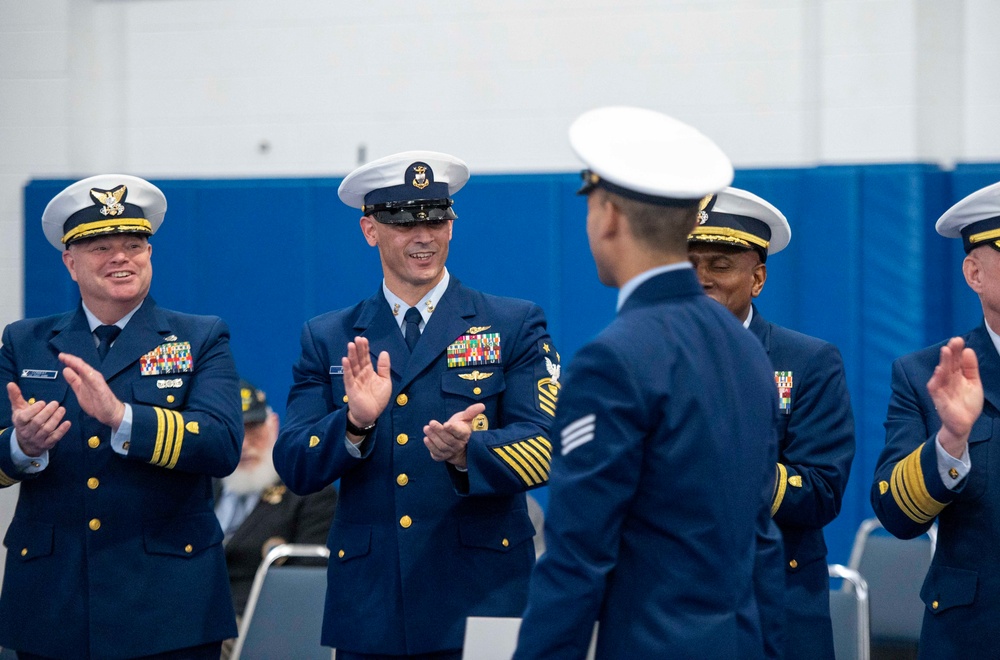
0, 175, 242, 659
688, 187, 856, 659
514, 107, 782, 659
273, 151, 559, 658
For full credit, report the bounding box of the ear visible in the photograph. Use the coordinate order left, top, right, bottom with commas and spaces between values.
964, 252, 984, 293
360, 216, 379, 247
62, 248, 79, 283
751, 262, 767, 298
599, 196, 624, 240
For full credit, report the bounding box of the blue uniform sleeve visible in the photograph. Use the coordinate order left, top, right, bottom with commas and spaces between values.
458, 303, 559, 496
872, 357, 957, 539
514, 341, 640, 659
0, 324, 28, 487
126, 317, 242, 477
274, 320, 371, 495
771, 343, 855, 527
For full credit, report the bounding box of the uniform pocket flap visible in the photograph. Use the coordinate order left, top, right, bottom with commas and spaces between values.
132, 376, 188, 408
3, 518, 54, 562
442, 370, 506, 399
920, 564, 978, 613
458, 509, 534, 552
19, 380, 68, 406
330, 520, 371, 561
143, 511, 223, 557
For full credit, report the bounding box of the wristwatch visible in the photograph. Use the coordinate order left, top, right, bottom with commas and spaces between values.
345, 414, 377, 437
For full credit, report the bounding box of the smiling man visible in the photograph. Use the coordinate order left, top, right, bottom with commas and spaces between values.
0, 175, 243, 659
273, 151, 559, 659
688, 187, 856, 659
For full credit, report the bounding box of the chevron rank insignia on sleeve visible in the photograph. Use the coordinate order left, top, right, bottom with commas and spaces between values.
492, 436, 552, 487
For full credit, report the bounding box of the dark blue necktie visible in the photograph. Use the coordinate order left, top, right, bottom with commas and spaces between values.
403, 307, 422, 352
94, 324, 121, 362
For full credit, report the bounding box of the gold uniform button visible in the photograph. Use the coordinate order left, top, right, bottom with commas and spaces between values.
473, 387, 482, 395
27, 398, 35, 405
89, 519, 101, 531
309, 435, 321, 448
184, 544, 193, 554
343, 395, 349, 403
20, 548, 27, 557
396, 393, 409, 406
396, 434, 409, 446
87, 478, 99, 490
338, 549, 345, 559
88, 436, 100, 449
400, 515, 412, 529
502, 538, 509, 548
949, 467, 959, 479
932, 600, 939, 610
397, 473, 409, 486
166, 395, 175, 403
789, 559, 798, 569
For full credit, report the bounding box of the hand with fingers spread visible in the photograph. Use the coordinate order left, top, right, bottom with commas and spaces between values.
59, 352, 126, 429
7, 381, 71, 457
423, 402, 486, 469
341, 336, 392, 436
927, 336, 984, 459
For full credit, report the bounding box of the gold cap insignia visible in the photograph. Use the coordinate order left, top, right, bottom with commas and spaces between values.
412, 165, 430, 190
90, 185, 127, 217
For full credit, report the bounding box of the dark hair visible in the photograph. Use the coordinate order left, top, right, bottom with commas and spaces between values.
607, 191, 700, 253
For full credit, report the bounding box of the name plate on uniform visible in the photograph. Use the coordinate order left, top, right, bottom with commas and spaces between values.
21, 369, 58, 379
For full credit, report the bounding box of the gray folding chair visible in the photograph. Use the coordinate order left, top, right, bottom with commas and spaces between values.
462, 617, 597, 660
231, 543, 331, 660
848, 518, 935, 656
829, 564, 871, 660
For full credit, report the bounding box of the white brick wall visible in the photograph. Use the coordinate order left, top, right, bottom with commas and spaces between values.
2, 0, 1000, 595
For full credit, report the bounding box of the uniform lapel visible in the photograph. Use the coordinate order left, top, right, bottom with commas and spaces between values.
968, 323, 1000, 412
49, 306, 100, 367
355, 288, 409, 380
100, 298, 172, 381
748, 304, 772, 355
398, 279, 476, 392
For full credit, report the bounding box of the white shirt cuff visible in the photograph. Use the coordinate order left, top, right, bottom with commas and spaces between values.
936, 432, 971, 490
9, 431, 48, 473
111, 404, 133, 455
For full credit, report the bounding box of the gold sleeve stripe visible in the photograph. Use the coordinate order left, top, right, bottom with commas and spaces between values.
521, 442, 551, 473
0, 466, 18, 487
151, 407, 167, 464
889, 444, 946, 524
512, 444, 548, 482
159, 409, 177, 467
771, 463, 788, 517
527, 436, 552, 460
165, 410, 185, 469
493, 446, 538, 486
503, 445, 543, 484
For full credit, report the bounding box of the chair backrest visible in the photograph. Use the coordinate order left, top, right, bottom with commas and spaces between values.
232, 543, 330, 660
829, 564, 870, 660
462, 617, 597, 660
526, 493, 545, 559
847, 518, 934, 644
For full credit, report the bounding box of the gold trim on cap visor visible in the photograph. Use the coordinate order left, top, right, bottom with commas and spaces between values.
62, 218, 153, 244
689, 226, 770, 250
968, 227, 1000, 245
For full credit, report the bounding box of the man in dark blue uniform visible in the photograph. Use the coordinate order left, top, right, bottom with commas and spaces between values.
514, 107, 782, 659
873, 180, 1000, 658
688, 186, 856, 659
0, 175, 242, 658
273, 151, 559, 658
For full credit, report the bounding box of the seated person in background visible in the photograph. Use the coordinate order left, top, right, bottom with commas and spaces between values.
215, 378, 338, 616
